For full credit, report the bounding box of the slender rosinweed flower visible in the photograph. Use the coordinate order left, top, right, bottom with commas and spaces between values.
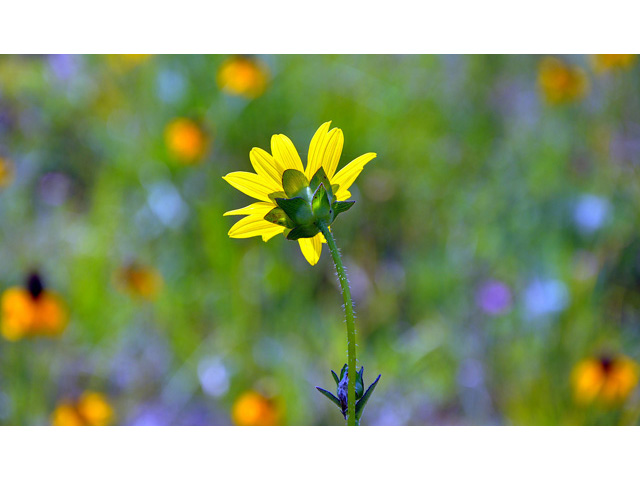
165, 118, 208, 165
115, 262, 163, 300
1, 272, 67, 341
0, 158, 14, 188
571, 355, 639, 406
231, 391, 279, 426
538, 57, 589, 105
52, 391, 114, 426
223, 121, 376, 265
217, 56, 270, 99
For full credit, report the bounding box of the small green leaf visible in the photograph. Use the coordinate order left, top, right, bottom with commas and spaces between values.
356, 366, 364, 400
286, 224, 320, 240
264, 207, 295, 228
316, 387, 342, 410
332, 201, 355, 218
282, 169, 309, 198
331, 370, 340, 387
276, 197, 313, 226
355, 374, 381, 422
312, 184, 331, 222
268, 191, 287, 201
340, 364, 347, 380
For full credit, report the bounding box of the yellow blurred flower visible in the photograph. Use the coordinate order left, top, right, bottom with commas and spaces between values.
1, 273, 67, 341
106, 54, 151, 72
164, 118, 208, 165
223, 122, 376, 265
0, 158, 14, 188
572, 355, 639, 406
116, 262, 163, 300
231, 391, 279, 426
217, 56, 269, 99
52, 391, 114, 426
538, 57, 589, 105
592, 54, 637, 73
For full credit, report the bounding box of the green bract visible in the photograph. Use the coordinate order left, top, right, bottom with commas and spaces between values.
264, 167, 355, 240
316, 364, 381, 424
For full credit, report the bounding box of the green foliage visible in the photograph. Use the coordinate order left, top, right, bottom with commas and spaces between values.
0, 54, 639, 425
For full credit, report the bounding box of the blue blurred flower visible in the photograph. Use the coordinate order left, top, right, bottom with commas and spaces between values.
47, 54, 80, 82
573, 194, 610, 234
523, 278, 569, 318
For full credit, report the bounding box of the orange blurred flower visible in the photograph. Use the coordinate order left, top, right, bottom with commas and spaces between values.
538, 57, 589, 105
0, 158, 14, 188
217, 56, 269, 99
116, 262, 163, 300
592, 54, 637, 73
572, 355, 639, 406
164, 118, 208, 165
231, 391, 280, 426
1, 273, 67, 341
52, 391, 114, 426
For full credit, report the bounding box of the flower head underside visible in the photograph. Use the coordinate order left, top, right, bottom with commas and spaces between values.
223, 122, 376, 265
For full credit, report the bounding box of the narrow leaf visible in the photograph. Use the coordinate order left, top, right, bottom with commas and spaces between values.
331, 370, 340, 387
316, 387, 342, 410
355, 374, 381, 421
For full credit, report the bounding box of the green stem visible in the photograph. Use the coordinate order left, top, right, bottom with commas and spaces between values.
317, 222, 357, 426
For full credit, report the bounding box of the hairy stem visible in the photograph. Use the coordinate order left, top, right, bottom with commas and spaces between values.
317, 222, 357, 426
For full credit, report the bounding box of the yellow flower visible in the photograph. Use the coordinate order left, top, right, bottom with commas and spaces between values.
538, 57, 589, 105
223, 122, 376, 265
1, 273, 67, 341
115, 262, 163, 300
217, 56, 269, 99
592, 54, 637, 73
571, 355, 639, 406
52, 391, 114, 426
165, 118, 208, 165
0, 158, 14, 188
231, 391, 279, 426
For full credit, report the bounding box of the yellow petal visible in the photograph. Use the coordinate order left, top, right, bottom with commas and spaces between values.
228, 215, 284, 240
305, 122, 331, 179
298, 233, 323, 266
222, 172, 275, 202
335, 190, 351, 201
323, 128, 344, 180
224, 201, 275, 216
332, 152, 376, 196
250, 148, 284, 191
261, 227, 285, 242
271, 134, 304, 172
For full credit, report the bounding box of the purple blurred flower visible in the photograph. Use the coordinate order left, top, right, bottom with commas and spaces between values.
48, 54, 79, 81
475, 280, 512, 315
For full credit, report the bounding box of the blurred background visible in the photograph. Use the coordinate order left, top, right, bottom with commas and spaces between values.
1, 54, 639, 426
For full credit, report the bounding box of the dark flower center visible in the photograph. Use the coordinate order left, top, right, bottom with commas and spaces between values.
26, 272, 44, 299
